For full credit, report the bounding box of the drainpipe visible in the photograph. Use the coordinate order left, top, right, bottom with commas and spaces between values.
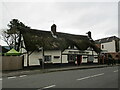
61, 50, 62, 65
42, 47, 44, 69
27, 52, 29, 67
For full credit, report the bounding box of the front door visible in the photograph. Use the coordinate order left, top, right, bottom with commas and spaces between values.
77, 55, 82, 65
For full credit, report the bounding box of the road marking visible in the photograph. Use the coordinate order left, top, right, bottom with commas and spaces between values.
43, 85, 56, 89
0, 78, 2, 80
19, 75, 27, 77
77, 73, 104, 81
77, 76, 91, 80
90, 73, 104, 78
8, 76, 16, 79
114, 70, 118, 72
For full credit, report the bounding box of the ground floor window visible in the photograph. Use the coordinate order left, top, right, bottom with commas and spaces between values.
68, 54, 77, 62
94, 56, 98, 59
44, 55, 51, 62
83, 56, 87, 59
54, 56, 60, 59
87, 55, 94, 62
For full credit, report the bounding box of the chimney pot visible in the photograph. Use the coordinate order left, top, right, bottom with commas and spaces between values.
87, 31, 92, 39
51, 24, 56, 34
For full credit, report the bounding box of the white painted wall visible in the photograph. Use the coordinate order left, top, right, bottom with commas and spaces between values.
19, 48, 28, 66
75, 55, 98, 64
24, 50, 62, 66
62, 55, 68, 63
20, 48, 27, 54
29, 52, 42, 66
93, 57, 98, 63
101, 40, 116, 52
62, 49, 80, 54
23, 54, 27, 66
93, 51, 98, 55
119, 40, 120, 52
23, 49, 99, 66
82, 55, 87, 63
82, 55, 98, 63
45, 50, 61, 64
85, 50, 98, 55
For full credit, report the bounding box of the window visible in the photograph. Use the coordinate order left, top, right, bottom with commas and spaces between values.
83, 57, 87, 59
94, 57, 98, 59
88, 56, 94, 62
102, 45, 104, 49
68, 55, 76, 61
54, 56, 60, 59
44, 55, 51, 62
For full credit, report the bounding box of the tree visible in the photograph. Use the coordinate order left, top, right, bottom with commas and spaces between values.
2, 19, 30, 51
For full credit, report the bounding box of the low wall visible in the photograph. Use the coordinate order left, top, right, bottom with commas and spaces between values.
2, 56, 24, 71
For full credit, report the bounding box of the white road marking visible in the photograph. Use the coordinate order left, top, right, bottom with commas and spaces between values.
90, 73, 104, 78
8, 76, 16, 79
77, 73, 104, 81
19, 75, 27, 77
0, 78, 2, 80
43, 85, 56, 89
77, 76, 91, 80
114, 70, 118, 72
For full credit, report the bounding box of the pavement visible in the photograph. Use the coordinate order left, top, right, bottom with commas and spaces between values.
2, 64, 120, 78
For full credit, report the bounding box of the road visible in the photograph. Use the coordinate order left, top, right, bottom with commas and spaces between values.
2, 66, 119, 89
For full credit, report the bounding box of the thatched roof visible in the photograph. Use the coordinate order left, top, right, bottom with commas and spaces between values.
21, 28, 101, 53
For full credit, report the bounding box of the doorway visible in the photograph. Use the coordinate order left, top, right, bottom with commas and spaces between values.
77, 55, 82, 65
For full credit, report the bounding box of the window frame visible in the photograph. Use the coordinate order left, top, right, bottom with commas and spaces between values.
44, 55, 52, 62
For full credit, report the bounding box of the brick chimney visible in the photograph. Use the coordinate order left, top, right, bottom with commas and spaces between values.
51, 24, 56, 34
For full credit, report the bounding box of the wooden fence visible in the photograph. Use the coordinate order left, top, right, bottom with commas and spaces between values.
2, 56, 24, 70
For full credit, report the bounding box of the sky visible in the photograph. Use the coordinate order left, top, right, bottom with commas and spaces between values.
0, 0, 119, 46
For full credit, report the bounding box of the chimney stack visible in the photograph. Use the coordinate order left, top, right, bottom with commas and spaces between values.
51, 24, 56, 34
87, 31, 92, 39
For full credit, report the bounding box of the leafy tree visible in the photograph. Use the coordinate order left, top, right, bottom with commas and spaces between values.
2, 19, 30, 51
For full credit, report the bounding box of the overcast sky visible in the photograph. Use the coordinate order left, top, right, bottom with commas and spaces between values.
0, 0, 119, 46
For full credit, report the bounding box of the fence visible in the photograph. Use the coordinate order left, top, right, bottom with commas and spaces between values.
2, 55, 24, 70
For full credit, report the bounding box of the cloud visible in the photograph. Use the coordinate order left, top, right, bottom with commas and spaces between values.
51, 2, 118, 39
0, 1, 118, 46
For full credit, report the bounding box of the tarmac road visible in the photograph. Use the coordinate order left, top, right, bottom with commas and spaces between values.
2, 66, 119, 89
